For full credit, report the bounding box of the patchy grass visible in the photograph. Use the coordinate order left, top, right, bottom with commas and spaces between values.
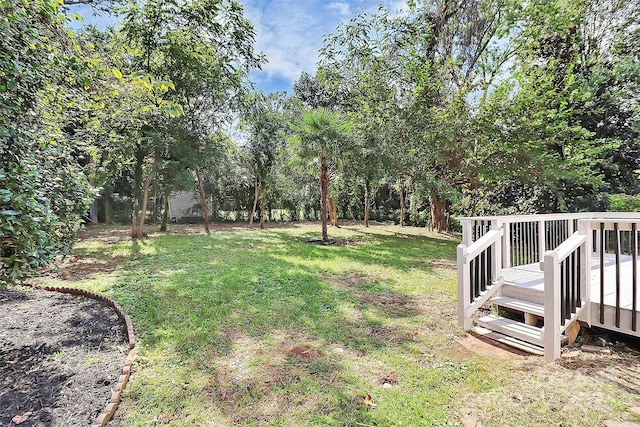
36, 223, 640, 426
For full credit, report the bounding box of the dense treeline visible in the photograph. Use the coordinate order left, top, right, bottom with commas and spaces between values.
1, 0, 638, 282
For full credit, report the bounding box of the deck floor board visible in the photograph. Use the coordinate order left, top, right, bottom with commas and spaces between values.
503, 253, 639, 310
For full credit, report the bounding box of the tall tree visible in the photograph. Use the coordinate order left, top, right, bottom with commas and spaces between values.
241, 92, 289, 229
291, 108, 351, 241
118, 0, 262, 237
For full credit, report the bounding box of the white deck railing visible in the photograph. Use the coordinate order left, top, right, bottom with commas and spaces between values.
458, 212, 640, 360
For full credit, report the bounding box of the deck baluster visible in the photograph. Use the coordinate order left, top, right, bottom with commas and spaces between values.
560, 260, 566, 325
600, 223, 605, 324
615, 223, 621, 328
530, 221, 535, 263
524, 222, 529, 264
469, 258, 475, 302
486, 245, 492, 292
633, 223, 637, 332
576, 249, 581, 309
515, 222, 520, 266
570, 252, 574, 316
484, 247, 488, 292
474, 258, 478, 300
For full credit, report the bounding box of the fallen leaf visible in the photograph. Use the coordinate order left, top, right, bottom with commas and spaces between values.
363, 394, 377, 407
12, 412, 32, 424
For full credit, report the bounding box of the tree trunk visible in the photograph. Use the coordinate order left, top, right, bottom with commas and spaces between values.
259, 195, 265, 229
131, 145, 144, 237
152, 179, 159, 224
211, 197, 219, 221
430, 191, 450, 233
320, 162, 329, 241
250, 173, 259, 229
89, 200, 98, 225
399, 179, 405, 227
160, 188, 170, 232
104, 196, 111, 224
132, 170, 155, 238
89, 156, 98, 225
195, 168, 210, 234
364, 181, 370, 228
328, 194, 339, 227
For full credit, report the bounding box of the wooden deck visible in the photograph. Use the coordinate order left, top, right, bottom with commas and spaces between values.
503, 253, 639, 310
458, 213, 640, 359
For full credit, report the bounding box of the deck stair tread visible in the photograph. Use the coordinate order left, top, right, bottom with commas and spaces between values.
472, 326, 544, 356
490, 296, 545, 317
477, 314, 549, 346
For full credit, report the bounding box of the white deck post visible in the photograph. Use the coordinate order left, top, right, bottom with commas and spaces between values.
491, 220, 503, 283
544, 250, 561, 360
594, 221, 601, 254
461, 219, 473, 245
578, 220, 591, 321
457, 243, 471, 330
503, 222, 511, 268
538, 220, 546, 264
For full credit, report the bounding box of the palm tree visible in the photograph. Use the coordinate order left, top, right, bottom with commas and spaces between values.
293, 108, 351, 241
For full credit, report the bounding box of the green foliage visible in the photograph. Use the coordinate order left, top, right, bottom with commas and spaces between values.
291, 108, 352, 167
114, 0, 263, 234
310, 0, 639, 223
607, 194, 640, 212
1, 0, 91, 284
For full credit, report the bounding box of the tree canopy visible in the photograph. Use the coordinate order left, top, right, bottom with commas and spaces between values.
2, 0, 638, 282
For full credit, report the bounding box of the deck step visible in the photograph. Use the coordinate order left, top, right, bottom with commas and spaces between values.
490, 296, 545, 317
472, 326, 544, 356
500, 283, 544, 305
477, 314, 545, 346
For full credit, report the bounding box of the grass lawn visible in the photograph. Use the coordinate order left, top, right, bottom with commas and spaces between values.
36, 223, 640, 426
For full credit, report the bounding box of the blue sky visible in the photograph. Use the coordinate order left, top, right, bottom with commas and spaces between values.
68, 0, 405, 94
242, 0, 387, 93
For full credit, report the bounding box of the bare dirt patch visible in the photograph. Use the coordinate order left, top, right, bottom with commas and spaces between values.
353, 290, 424, 319
289, 345, 322, 360
0, 286, 128, 426
52, 253, 128, 280
306, 238, 348, 246
559, 347, 640, 395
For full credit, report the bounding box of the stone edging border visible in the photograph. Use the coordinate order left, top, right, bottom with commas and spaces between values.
21, 283, 136, 427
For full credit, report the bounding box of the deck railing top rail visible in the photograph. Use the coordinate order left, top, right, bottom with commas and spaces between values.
460, 212, 640, 223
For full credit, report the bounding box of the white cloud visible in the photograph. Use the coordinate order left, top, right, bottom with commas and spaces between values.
243, 0, 331, 84
326, 2, 351, 17
241, 0, 408, 92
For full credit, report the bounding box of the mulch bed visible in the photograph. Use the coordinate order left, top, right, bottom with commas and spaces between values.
0, 286, 128, 426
